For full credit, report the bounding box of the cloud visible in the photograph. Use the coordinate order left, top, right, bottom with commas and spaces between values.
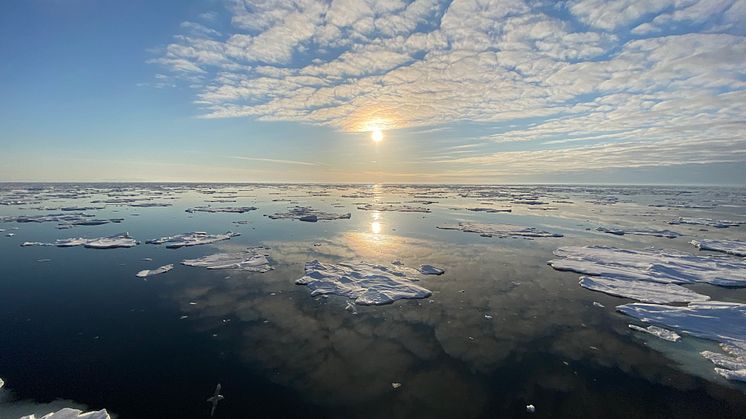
150, 0, 746, 175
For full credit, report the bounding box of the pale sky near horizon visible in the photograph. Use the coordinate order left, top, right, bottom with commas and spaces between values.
1, 0, 745, 184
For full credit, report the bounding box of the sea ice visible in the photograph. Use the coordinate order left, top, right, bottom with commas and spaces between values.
700, 344, 746, 382
136, 264, 174, 278
549, 246, 746, 286
579, 276, 709, 303
182, 247, 273, 272
437, 222, 563, 238
356, 203, 431, 213
596, 226, 680, 238
20, 408, 111, 419
185, 206, 257, 214
21, 233, 138, 249
669, 217, 741, 228
146, 232, 239, 249
268, 206, 351, 221
419, 264, 445, 275
628, 324, 681, 342
690, 239, 746, 257
295, 260, 432, 305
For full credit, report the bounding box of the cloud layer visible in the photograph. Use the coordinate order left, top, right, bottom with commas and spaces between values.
152, 0, 746, 176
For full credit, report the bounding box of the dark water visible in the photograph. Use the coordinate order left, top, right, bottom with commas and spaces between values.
0, 183, 744, 418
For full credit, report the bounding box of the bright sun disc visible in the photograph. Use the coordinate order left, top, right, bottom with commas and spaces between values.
371, 129, 383, 142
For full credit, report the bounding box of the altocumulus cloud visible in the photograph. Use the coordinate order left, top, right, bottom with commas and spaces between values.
151, 0, 746, 175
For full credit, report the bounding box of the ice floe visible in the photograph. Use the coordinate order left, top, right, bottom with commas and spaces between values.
691, 239, 746, 257
628, 324, 681, 342
268, 206, 351, 222
21, 408, 111, 419
21, 233, 138, 249
295, 260, 433, 305
136, 264, 174, 278
669, 217, 741, 228
146, 232, 239, 249
357, 203, 431, 213
419, 264, 445, 275
579, 276, 709, 303
596, 226, 680, 238
700, 344, 746, 382
182, 247, 273, 272
185, 206, 257, 214
437, 222, 563, 238
549, 246, 746, 286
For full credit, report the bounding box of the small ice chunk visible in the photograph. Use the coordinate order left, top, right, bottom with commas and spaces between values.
579, 276, 709, 304
701, 344, 746, 382
136, 264, 174, 278
185, 206, 257, 214
526, 404, 535, 413
593, 302, 605, 308
296, 260, 432, 305
691, 239, 746, 257
268, 206, 351, 221
147, 231, 239, 249
391, 382, 402, 389
418, 264, 445, 275
628, 324, 681, 342
182, 247, 273, 272
437, 222, 562, 238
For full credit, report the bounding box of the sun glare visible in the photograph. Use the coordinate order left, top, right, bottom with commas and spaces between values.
371, 129, 383, 142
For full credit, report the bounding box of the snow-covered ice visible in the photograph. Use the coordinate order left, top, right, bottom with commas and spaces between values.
21, 233, 138, 249
268, 206, 351, 221
700, 344, 746, 382
185, 206, 257, 214
437, 222, 563, 238
357, 203, 431, 213
136, 264, 174, 278
596, 226, 680, 238
579, 276, 709, 303
628, 324, 681, 342
21, 408, 111, 419
182, 247, 272, 272
669, 217, 741, 228
691, 239, 746, 257
295, 260, 432, 305
146, 232, 239, 249
549, 246, 746, 286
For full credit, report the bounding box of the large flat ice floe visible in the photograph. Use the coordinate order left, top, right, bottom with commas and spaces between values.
618, 301, 746, 381
669, 217, 741, 228
185, 206, 257, 214
549, 246, 746, 286
268, 206, 351, 222
21, 408, 111, 419
296, 260, 433, 305
146, 231, 239, 249
579, 276, 709, 304
21, 233, 138, 249
136, 264, 174, 278
437, 222, 563, 238
182, 247, 273, 272
691, 239, 746, 257
596, 226, 680, 238
356, 203, 431, 213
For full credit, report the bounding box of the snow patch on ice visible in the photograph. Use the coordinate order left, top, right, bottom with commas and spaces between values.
691, 239, 746, 257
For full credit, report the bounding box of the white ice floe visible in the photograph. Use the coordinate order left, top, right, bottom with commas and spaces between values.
465, 207, 512, 213
357, 203, 431, 213
296, 260, 432, 305
268, 206, 351, 222
146, 232, 239, 249
182, 247, 272, 272
21, 233, 138, 249
21, 408, 111, 419
618, 301, 746, 381
549, 246, 746, 286
691, 239, 746, 257
579, 276, 709, 304
185, 206, 257, 214
596, 226, 680, 238
418, 264, 445, 275
700, 344, 746, 382
136, 264, 174, 278
437, 222, 563, 238
628, 324, 681, 342
669, 217, 741, 228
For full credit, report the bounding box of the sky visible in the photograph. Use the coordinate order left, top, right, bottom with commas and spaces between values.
1, 0, 745, 184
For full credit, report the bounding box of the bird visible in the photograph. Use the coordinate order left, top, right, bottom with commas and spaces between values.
207, 383, 224, 417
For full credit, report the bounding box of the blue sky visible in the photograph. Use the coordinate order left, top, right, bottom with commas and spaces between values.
1, 0, 745, 184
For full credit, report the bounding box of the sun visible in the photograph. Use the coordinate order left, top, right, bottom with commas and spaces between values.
371, 128, 383, 142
